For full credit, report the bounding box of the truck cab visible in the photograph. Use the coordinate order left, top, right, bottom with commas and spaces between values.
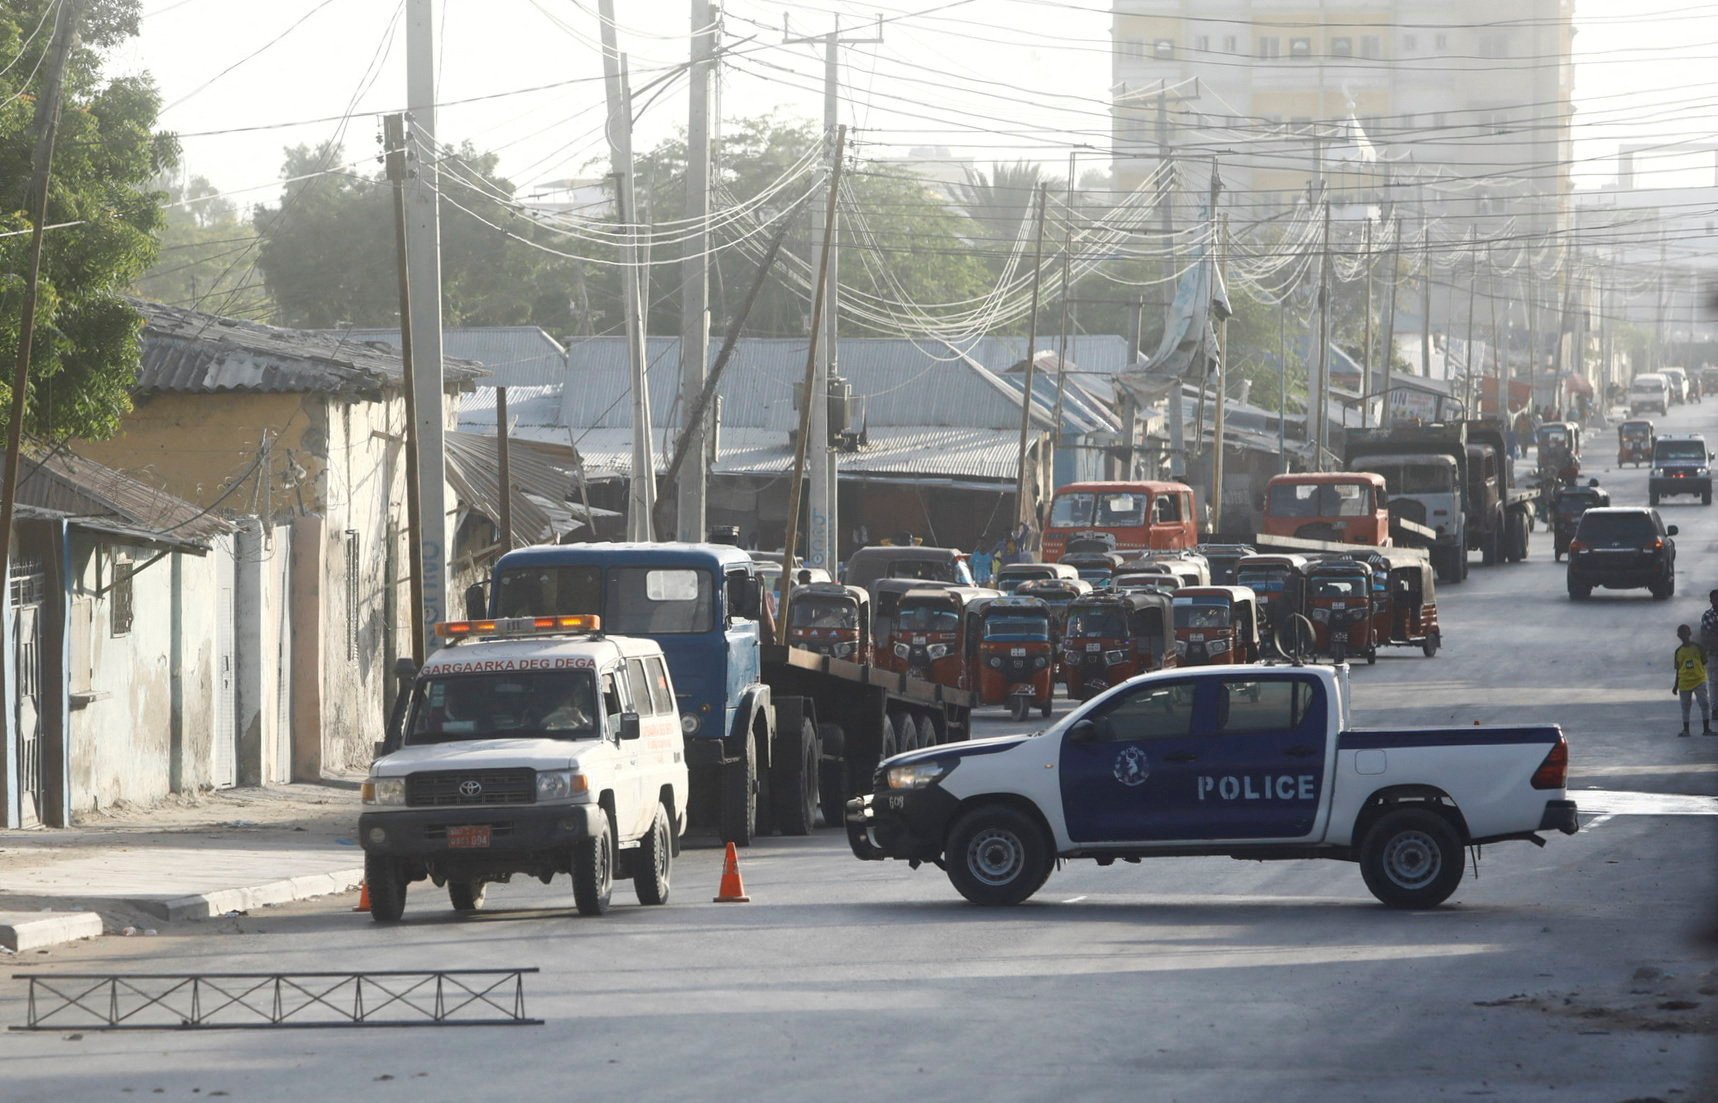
1261, 472, 1390, 545
360, 616, 687, 922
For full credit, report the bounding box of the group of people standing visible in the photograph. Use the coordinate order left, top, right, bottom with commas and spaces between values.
1673, 590, 1718, 736
969, 523, 1036, 585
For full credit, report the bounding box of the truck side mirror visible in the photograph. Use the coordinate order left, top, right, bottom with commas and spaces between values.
620, 711, 641, 741
463, 582, 487, 620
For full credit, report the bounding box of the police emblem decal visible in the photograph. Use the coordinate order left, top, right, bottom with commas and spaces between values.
1113, 746, 1149, 787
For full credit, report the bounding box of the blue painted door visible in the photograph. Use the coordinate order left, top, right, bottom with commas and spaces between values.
1059, 674, 1326, 843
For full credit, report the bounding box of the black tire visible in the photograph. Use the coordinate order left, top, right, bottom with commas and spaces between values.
633, 803, 672, 906
889, 711, 913, 756
572, 816, 614, 916
770, 718, 819, 837
1039, 698, 1053, 719
1567, 581, 1590, 601
447, 879, 485, 913
719, 729, 758, 847
1705, 488, 1713, 507
1366, 647, 1377, 666
1650, 490, 1660, 506
1481, 521, 1500, 566
1422, 633, 1440, 658
364, 854, 406, 923
1008, 696, 1028, 721
944, 805, 1054, 906
816, 722, 847, 828
1358, 807, 1466, 909
916, 713, 938, 749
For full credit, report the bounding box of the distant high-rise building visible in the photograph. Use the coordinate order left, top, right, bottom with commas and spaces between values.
1110, 0, 1575, 230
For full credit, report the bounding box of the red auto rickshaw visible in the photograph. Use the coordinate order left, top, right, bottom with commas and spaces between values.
1379, 558, 1441, 657
871, 578, 959, 668
972, 596, 1055, 720
1061, 590, 1177, 700
1172, 586, 1261, 666
882, 585, 997, 690
784, 582, 870, 661
1016, 577, 1091, 680
1305, 559, 1379, 664
1617, 419, 1654, 468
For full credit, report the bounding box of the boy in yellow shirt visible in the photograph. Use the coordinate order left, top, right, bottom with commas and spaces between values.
1673, 624, 1711, 737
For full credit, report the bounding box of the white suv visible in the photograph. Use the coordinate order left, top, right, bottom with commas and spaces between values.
359, 616, 687, 921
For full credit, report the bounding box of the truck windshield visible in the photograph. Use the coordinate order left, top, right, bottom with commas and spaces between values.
496, 566, 601, 618
407, 671, 599, 744
1655, 441, 1706, 463
1366, 463, 1454, 495
496, 565, 715, 634
1269, 482, 1370, 517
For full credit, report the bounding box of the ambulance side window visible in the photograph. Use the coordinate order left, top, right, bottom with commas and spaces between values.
624, 658, 654, 716
601, 670, 626, 737
645, 656, 674, 714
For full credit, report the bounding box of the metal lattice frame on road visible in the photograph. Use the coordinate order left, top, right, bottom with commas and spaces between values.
12, 970, 543, 1030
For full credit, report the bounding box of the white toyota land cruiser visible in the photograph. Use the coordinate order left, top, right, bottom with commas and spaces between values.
359, 616, 687, 921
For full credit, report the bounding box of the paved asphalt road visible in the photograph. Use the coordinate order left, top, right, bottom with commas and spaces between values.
7, 409, 1717, 1102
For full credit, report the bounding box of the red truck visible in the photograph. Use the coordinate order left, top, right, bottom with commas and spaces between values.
1260, 472, 1391, 546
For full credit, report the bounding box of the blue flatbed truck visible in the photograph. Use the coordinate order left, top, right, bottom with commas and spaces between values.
477, 542, 975, 845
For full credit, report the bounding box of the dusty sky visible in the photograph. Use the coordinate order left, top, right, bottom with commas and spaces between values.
108, 0, 1718, 208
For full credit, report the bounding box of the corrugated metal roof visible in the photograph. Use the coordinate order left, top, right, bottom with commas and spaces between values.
21, 450, 232, 546
443, 432, 613, 544
133, 301, 487, 396
337, 326, 568, 388
456, 386, 567, 435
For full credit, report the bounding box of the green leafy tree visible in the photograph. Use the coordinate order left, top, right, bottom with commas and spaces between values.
131, 172, 272, 318
0, 0, 176, 441
252, 143, 582, 330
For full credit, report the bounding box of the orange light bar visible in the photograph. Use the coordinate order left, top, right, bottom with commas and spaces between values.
435, 620, 497, 638
433, 615, 600, 639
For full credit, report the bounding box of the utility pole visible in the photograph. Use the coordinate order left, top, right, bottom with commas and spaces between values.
597, 0, 655, 541
405, 0, 448, 651
1525, 270, 1538, 422
786, 15, 880, 572
1278, 300, 1288, 470
1360, 219, 1374, 428
1052, 152, 1077, 484
496, 386, 513, 551
1653, 234, 1668, 374
1313, 199, 1332, 469
1464, 227, 1478, 417
1489, 256, 1503, 423
1015, 186, 1050, 535
0, 0, 83, 632
1209, 166, 1227, 535
676, 0, 717, 543
780, 126, 847, 629
1420, 217, 1433, 379
1380, 216, 1401, 430
1121, 294, 1145, 479
383, 113, 427, 664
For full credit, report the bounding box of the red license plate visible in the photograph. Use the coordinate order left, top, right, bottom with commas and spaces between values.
447, 825, 491, 849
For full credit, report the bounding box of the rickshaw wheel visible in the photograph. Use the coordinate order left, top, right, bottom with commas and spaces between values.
1366, 647, 1377, 666
1039, 699, 1053, 719
1008, 697, 1029, 722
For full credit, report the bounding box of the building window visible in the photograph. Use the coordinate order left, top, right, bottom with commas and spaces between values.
1361, 35, 1381, 58
1403, 33, 1418, 52
1289, 37, 1312, 58
1222, 34, 1238, 53
1330, 36, 1352, 57
1153, 38, 1175, 59
1194, 34, 1210, 53
1120, 39, 1146, 60
1434, 33, 1449, 50
345, 529, 361, 661
111, 555, 134, 637
1258, 36, 1280, 58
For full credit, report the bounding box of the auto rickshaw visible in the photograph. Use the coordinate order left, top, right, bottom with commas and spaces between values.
1113, 569, 1181, 595
994, 561, 1079, 593
1171, 586, 1261, 666
1551, 481, 1611, 561
1196, 543, 1257, 586
1617, 419, 1655, 468
1061, 590, 1176, 701
1535, 422, 1581, 487
784, 582, 870, 660
1062, 551, 1126, 590
972, 596, 1056, 720
881, 585, 997, 690
1304, 559, 1379, 664
1234, 553, 1312, 655
1015, 577, 1092, 679
1378, 559, 1441, 657
1121, 550, 1211, 588
871, 578, 960, 667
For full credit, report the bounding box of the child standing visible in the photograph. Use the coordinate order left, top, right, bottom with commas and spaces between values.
1673, 624, 1711, 737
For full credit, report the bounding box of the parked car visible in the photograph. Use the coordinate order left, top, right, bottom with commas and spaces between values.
1566, 508, 1677, 600
1629, 373, 1670, 416
1649, 435, 1713, 507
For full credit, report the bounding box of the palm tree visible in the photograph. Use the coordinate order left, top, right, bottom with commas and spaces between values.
951, 161, 1060, 253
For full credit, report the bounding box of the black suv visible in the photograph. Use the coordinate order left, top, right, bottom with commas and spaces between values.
1567, 508, 1677, 600
1649, 435, 1713, 506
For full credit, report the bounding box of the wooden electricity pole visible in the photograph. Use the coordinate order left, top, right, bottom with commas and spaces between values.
1014, 185, 1050, 536
384, 113, 427, 664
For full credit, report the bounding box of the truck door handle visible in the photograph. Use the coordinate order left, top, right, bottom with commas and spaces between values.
1283, 745, 1318, 758
1162, 752, 1198, 763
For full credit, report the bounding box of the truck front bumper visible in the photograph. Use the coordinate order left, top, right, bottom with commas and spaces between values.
1538, 800, 1580, 836
359, 804, 604, 859
845, 789, 959, 862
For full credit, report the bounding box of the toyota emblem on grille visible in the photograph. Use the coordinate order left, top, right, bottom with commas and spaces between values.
459, 779, 483, 798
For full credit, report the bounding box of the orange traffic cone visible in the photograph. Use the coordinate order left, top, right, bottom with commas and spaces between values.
712, 842, 750, 903
353, 880, 371, 913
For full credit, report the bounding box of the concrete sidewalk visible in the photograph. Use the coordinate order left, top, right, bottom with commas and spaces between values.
0, 781, 365, 951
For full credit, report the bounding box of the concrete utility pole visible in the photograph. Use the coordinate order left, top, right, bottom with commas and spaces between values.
786, 15, 879, 571
1380, 217, 1401, 430
780, 126, 847, 629
383, 114, 427, 665
1052, 152, 1077, 481
1420, 217, 1433, 380
405, 0, 448, 650
496, 386, 513, 551
675, 0, 717, 543
1015, 186, 1049, 533
1464, 228, 1479, 416
1526, 270, 1538, 421
1361, 219, 1374, 428
1313, 200, 1332, 470
1209, 166, 1227, 534
597, 0, 655, 541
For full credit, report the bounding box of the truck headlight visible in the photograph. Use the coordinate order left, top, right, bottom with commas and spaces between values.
1208, 637, 1231, 654
886, 759, 952, 789
927, 643, 949, 660
1105, 649, 1127, 665
680, 712, 700, 736
361, 777, 405, 806
536, 770, 581, 801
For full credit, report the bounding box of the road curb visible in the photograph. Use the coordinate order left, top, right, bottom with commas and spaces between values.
129, 867, 366, 922
0, 910, 104, 952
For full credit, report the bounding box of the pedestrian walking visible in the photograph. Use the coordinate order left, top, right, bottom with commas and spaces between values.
1699, 590, 1718, 664
1672, 624, 1712, 737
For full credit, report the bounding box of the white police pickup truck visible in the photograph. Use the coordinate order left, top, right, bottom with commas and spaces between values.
846, 664, 1577, 908
359, 616, 687, 921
